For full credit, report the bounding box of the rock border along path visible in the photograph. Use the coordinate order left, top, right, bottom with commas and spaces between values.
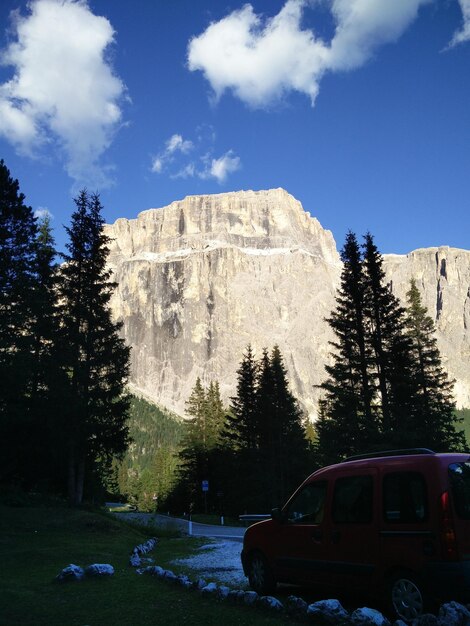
58, 515, 470, 626
129, 534, 470, 626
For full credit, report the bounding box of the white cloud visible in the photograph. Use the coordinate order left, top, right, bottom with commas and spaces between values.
206, 151, 241, 183
34, 207, 53, 220
172, 163, 197, 179
151, 130, 241, 184
448, 0, 470, 47
151, 157, 164, 173
151, 133, 194, 173
0, 0, 126, 187
166, 134, 194, 155
187, 0, 430, 108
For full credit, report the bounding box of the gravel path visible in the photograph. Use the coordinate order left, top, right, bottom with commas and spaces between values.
172, 541, 248, 587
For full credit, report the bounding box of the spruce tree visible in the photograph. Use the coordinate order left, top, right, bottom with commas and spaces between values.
206, 381, 225, 448
178, 377, 227, 512
58, 190, 131, 504
223, 345, 260, 451
220, 345, 262, 513
256, 346, 309, 508
26, 214, 65, 488
184, 377, 208, 447
317, 232, 378, 463
318, 232, 438, 462
269, 345, 309, 501
0, 160, 38, 484
362, 233, 417, 445
405, 279, 466, 450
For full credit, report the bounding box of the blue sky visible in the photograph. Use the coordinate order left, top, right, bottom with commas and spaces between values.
0, 0, 469, 254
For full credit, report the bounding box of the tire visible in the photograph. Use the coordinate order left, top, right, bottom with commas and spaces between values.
388, 573, 427, 622
247, 551, 276, 595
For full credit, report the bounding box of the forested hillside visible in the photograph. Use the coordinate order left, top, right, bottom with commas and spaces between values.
115, 396, 185, 511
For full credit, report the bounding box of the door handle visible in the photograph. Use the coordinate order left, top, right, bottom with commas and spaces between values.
331, 530, 341, 544
311, 529, 322, 542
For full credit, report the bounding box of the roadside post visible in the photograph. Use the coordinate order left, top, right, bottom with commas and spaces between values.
202, 480, 209, 514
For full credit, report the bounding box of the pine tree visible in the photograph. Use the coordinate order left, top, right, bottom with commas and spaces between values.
184, 377, 208, 448
318, 232, 438, 462
0, 160, 38, 484
177, 377, 227, 512
317, 232, 378, 463
223, 345, 260, 451
362, 233, 417, 445
206, 380, 225, 448
269, 345, 309, 502
256, 346, 309, 508
26, 214, 65, 488
405, 279, 466, 450
218, 345, 262, 514
30, 214, 59, 393
58, 190, 131, 504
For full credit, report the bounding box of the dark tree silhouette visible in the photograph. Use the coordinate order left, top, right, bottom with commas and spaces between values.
0, 160, 38, 484
58, 190, 131, 504
405, 279, 466, 450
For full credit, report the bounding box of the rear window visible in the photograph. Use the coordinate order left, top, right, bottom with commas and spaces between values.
383, 472, 428, 523
449, 462, 470, 519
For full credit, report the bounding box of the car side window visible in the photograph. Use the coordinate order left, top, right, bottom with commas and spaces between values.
383, 472, 428, 523
332, 475, 373, 523
286, 481, 327, 524
449, 462, 470, 519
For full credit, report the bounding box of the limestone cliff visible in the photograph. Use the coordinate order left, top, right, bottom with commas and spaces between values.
105, 189, 470, 417
383, 247, 470, 409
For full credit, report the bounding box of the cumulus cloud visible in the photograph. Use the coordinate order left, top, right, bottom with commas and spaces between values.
166, 134, 194, 155
151, 130, 241, 184
187, 0, 430, 108
206, 151, 241, 183
0, 0, 126, 187
151, 133, 194, 173
448, 0, 470, 47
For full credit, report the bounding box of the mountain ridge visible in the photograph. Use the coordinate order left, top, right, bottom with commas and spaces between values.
105, 188, 470, 417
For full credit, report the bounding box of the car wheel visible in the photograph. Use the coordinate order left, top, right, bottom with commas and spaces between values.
389, 574, 426, 622
247, 551, 276, 595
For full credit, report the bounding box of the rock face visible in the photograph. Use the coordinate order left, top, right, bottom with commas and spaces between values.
105, 188, 470, 417
383, 247, 470, 409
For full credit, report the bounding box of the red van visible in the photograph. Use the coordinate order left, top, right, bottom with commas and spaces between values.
241, 449, 470, 621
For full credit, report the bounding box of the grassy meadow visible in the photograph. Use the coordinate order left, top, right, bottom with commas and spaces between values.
0, 504, 286, 626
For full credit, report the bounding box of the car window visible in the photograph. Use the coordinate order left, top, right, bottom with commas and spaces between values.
449, 462, 470, 520
286, 481, 327, 524
383, 472, 428, 523
332, 475, 373, 524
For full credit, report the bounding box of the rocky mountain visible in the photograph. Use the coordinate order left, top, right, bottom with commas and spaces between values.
104, 189, 470, 418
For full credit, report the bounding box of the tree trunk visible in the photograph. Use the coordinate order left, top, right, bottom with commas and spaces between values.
68, 446, 76, 505
68, 446, 85, 505
76, 458, 85, 505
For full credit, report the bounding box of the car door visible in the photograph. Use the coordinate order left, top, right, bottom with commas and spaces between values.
448, 461, 470, 563
273, 480, 331, 585
325, 469, 379, 591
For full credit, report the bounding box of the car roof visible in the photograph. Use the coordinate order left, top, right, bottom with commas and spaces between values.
305, 450, 470, 482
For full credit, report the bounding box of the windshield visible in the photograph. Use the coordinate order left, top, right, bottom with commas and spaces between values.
449, 462, 470, 519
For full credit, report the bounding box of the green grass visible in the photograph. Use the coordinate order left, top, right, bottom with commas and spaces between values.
0, 505, 287, 626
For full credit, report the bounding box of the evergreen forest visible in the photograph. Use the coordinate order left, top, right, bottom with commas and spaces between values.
0, 160, 130, 505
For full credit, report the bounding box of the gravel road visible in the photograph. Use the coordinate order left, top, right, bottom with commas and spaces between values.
112, 510, 246, 542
